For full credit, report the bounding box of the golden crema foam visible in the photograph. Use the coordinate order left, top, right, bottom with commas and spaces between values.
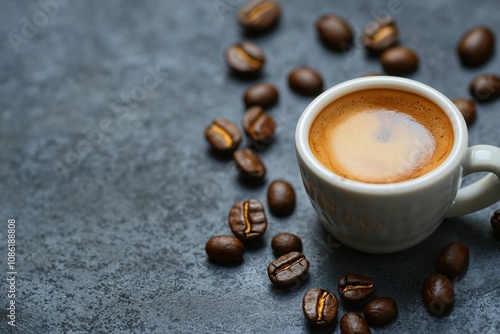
309, 89, 454, 184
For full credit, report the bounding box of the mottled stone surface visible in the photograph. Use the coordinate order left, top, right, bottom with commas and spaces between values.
1, 0, 499, 333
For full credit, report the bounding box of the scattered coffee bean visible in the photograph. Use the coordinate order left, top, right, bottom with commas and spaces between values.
338, 274, 375, 302
422, 273, 455, 315
457, 26, 495, 67
302, 288, 339, 327
271, 232, 302, 256
228, 199, 267, 241
205, 235, 245, 263
363, 297, 398, 327
242, 106, 276, 145
490, 209, 500, 233
435, 241, 469, 279
267, 251, 310, 286
205, 118, 242, 153
316, 14, 354, 51
452, 98, 477, 126
225, 40, 266, 75
267, 180, 296, 216
363, 71, 380, 77
288, 67, 324, 96
362, 17, 398, 53
469, 74, 500, 102
233, 149, 266, 179
380, 46, 418, 75
243, 83, 279, 109
340, 312, 371, 334
237, 0, 281, 33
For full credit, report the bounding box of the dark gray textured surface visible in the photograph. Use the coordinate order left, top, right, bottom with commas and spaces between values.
1, 0, 499, 333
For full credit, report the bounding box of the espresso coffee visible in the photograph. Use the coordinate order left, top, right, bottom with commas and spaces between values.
309, 89, 454, 183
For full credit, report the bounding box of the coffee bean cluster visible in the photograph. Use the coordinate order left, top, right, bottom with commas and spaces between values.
206, 187, 298, 261
456, 26, 499, 124
203, 0, 498, 330
205, 1, 322, 325
206, 3, 308, 298
422, 241, 469, 316
302, 274, 398, 331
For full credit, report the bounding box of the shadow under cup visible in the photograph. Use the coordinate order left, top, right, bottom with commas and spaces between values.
295, 76, 469, 253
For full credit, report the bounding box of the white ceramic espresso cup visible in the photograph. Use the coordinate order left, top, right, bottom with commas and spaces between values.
295, 76, 500, 253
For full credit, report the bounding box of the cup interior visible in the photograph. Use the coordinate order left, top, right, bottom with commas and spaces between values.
295, 76, 468, 194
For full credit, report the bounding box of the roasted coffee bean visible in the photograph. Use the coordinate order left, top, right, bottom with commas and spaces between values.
233, 149, 266, 180
205, 235, 245, 263
242, 106, 276, 145
457, 26, 495, 67
469, 74, 500, 102
316, 14, 354, 51
237, 0, 281, 33
267, 180, 296, 216
340, 312, 371, 334
362, 17, 398, 53
363, 297, 398, 327
338, 274, 374, 302
243, 83, 279, 109
288, 67, 324, 96
228, 199, 267, 241
422, 273, 454, 315
452, 98, 477, 126
435, 241, 469, 279
271, 232, 302, 256
380, 47, 418, 75
302, 288, 339, 327
267, 251, 310, 286
491, 209, 500, 233
225, 41, 266, 74
205, 118, 242, 153
363, 71, 380, 77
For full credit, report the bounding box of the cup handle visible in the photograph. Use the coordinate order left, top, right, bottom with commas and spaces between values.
446, 145, 500, 217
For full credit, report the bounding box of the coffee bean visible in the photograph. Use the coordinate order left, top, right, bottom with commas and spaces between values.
380, 47, 418, 75
316, 14, 354, 51
362, 17, 398, 53
452, 98, 477, 126
267, 180, 296, 216
243, 83, 279, 109
228, 199, 267, 241
242, 106, 276, 145
340, 312, 371, 334
271, 232, 302, 256
267, 251, 310, 286
302, 288, 339, 327
205, 235, 245, 263
469, 74, 500, 102
457, 26, 495, 67
225, 41, 266, 75
205, 118, 242, 153
435, 241, 469, 279
362, 71, 380, 77
338, 274, 375, 302
422, 273, 455, 315
288, 67, 324, 96
233, 149, 266, 180
237, 0, 281, 33
363, 297, 398, 327
490, 209, 500, 233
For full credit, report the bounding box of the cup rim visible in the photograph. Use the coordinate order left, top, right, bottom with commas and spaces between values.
295, 76, 468, 195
